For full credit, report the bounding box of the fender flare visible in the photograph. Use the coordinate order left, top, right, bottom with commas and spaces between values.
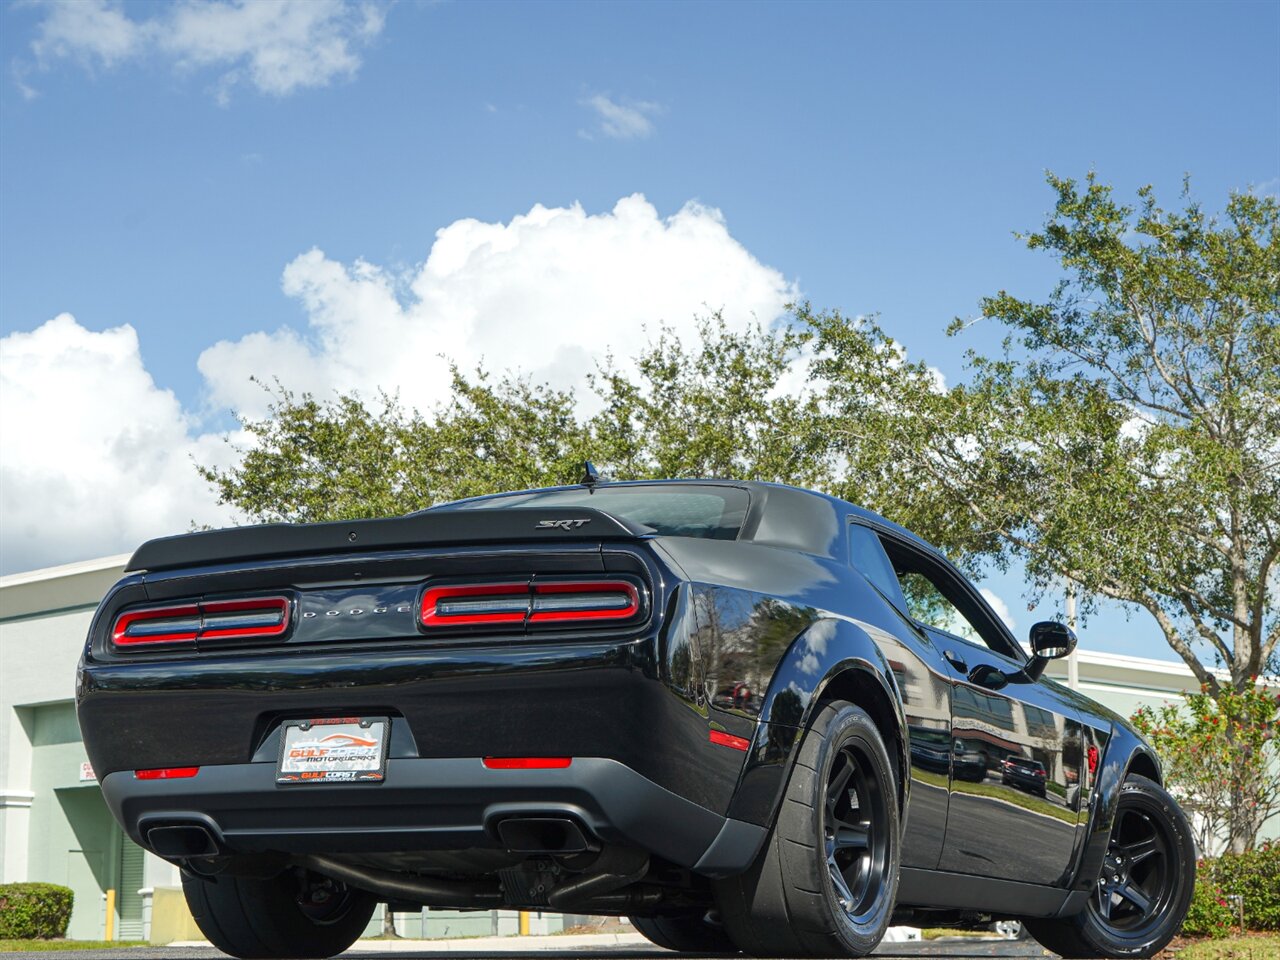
1070, 722, 1164, 892
727, 617, 910, 827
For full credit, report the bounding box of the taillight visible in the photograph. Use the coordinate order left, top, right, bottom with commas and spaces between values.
112, 605, 201, 646
420, 583, 529, 627
112, 597, 290, 648
419, 579, 641, 629
529, 581, 639, 623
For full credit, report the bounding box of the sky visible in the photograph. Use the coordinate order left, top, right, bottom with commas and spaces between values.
1, 0, 1277, 665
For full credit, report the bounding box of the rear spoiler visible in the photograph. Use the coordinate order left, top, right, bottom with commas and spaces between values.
125, 507, 647, 573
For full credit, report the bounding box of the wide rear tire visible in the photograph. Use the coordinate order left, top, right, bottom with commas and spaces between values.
182, 867, 376, 959
630, 912, 737, 952
714, 700, 900, 957
1025, 774, 1195, 958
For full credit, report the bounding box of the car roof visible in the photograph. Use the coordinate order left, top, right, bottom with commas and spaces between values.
421, 477, 938, 559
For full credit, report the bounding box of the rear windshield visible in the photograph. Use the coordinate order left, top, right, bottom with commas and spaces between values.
438, 485, 750, 540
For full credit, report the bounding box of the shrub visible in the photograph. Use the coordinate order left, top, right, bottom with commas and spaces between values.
1201, 843, 1280, 931
0, 883, 75, 939
1181, 871, 1235, 938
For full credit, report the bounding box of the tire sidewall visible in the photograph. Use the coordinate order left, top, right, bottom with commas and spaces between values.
813, 705, 901, 953
1077, 776, 1197, 958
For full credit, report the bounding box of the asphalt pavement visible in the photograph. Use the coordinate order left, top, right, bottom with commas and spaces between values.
0, 934, 1053, 960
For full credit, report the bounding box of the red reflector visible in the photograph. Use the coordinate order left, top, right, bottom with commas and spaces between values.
134, 767, 200, 780
709, 730, 752, 752
482, 757, 573, 769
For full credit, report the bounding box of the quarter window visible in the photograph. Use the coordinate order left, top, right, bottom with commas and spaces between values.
848, 524, 908, 610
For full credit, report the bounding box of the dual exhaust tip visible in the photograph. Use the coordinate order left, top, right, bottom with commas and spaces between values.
143, 814, 595, 860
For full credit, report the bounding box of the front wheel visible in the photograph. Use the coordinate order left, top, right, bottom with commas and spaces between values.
183, 867, 377, 959
715, 700, 900, 957
1025, 774, 1195, 959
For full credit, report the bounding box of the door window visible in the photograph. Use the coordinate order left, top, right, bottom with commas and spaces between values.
876, 536, 1023, 662
897, 571, 987, 647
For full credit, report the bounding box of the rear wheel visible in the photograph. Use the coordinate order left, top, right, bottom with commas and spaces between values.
715, 700, 900, 957
1025, 774, 1195, 958
630, 912, 737, 952
183, 867, 376, 959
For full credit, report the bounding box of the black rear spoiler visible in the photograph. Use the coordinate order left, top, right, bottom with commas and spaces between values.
125, 507, 647, 573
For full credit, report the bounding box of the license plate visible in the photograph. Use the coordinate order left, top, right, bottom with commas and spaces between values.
277, 717, 389, 785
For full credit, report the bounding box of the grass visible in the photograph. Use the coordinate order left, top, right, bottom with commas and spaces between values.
0, 940, 148, 952
1173, 935, 1280, 960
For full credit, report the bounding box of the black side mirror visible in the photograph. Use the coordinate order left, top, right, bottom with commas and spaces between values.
1023, 621, 1077, 680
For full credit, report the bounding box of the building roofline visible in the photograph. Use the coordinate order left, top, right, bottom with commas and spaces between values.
0, 554, 129, 621
0, 554, 131, 590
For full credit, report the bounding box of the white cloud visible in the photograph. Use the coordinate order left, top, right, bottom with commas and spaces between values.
583, 94, 661, 140
18, 0, 385, 102
198, 193, 796, 418
1, 194, 795, 574
0, 315, 236, 573
979, 587, 1017, 631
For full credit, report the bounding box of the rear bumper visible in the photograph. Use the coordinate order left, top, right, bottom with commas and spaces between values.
100, 757, 767, 877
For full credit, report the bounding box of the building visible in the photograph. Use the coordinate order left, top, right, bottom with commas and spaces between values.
1, 555, 1274, 940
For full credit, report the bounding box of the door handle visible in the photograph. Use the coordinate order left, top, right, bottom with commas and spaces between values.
943, 650, 968, 673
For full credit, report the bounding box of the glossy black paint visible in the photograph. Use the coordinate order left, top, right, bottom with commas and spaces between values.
78, 479, 1163, 920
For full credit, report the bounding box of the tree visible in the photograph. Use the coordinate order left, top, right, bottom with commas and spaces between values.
809, 175, 1279, 698
1131, 684, 1280, 854
806, 175, 1278, 852
200, 316, 826, 523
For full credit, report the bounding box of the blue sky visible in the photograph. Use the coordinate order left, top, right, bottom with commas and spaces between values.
1, 0, 1277, 665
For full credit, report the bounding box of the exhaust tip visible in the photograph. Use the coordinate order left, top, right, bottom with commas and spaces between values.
495, 817, 592, 854
145, 823, 220, 858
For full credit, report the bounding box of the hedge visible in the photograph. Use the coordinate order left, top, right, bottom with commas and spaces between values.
0, 883, 75, 939
1182, 843, 1280, 938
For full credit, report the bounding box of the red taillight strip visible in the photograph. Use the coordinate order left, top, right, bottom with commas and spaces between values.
709, 729, 752, 752
135, 767, 200, 779
113, 604, 201, 646
528, 580, 640, 623
419, 579, 643, 629
112, 597, 290, 648
200, 597, 291, 640
420, 582, 529, 627
482, 757, 573, 769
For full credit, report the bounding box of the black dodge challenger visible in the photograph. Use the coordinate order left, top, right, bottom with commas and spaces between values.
77, 479, 1195, 958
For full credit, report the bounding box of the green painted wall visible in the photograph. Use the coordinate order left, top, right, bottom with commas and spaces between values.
23, 701, 144, 940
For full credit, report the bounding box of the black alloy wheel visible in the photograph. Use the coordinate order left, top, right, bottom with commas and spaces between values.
1093, 805, 1171, 930
1025, 774, 1195, 959
823, 742, 891, 925
714, 700, 900, 957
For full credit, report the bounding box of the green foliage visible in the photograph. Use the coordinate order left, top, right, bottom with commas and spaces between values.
1206, 844, 1280, 930
200, 314, 829, 524
804, 175, 1279, 712
1182, 876, 1237, 939
1183, 846, 1280, 937
1132, 685, 1280, 853
0, 884, 74, 940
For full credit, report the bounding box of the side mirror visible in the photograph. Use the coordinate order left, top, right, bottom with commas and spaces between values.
1024, 621, 1077, 680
